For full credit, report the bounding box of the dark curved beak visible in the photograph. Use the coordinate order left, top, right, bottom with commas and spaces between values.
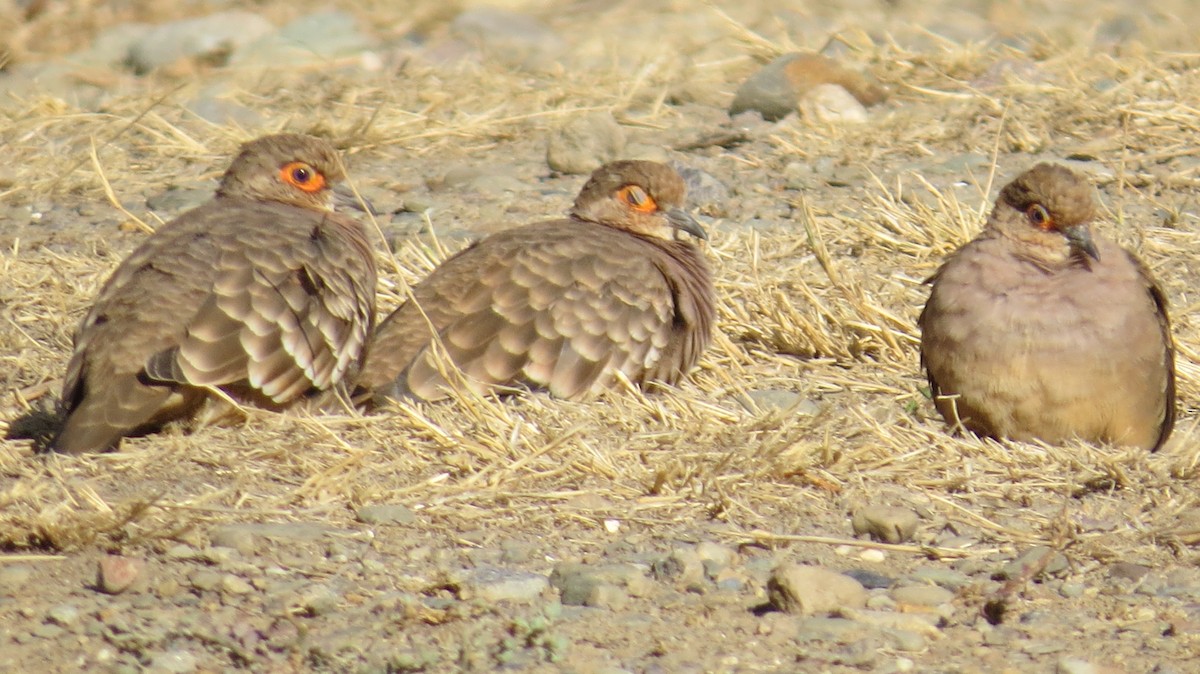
667, 207, 707, 241
1063, 223, 1100, 261
333, 184, 378, 215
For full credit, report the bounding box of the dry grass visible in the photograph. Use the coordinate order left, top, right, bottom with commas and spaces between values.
2, 0, 1200, 571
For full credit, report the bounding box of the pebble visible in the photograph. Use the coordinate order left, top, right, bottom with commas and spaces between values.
46, 603, 81, 627
210, 526, 257, 556
1056, 657, 1103, 674
231, 10, 375, 67
221, 575, 254, 595
128, 11, 275, 73
558, 577, 629, 610
851, 505, 921, 544
147, 649, 198, 674
651, 547, 707, 588
356, 504, 417, 526
458, 566, 549, 604
907, 567, 971, 590
546, 112, 627, 175
729, 53, 887, 122
1000, 546, 1069, 580
844, 569, 894, 590
450, 7, 566, 72
670, 163, 731, 217
891, 584, 954, 607
188, 569, 222, 592
436, 165, 529, 194
798, 83, 869, 124
1108, 562, 1152, 582
767, 563, 867, 616
97, 556, 146, 595
695, 541, 737, 577
0, 565, 34, 593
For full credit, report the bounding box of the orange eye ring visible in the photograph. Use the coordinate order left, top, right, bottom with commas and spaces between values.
280, 161, 326, 193
1027, 203, 1053, 230
617, 185, 657, 213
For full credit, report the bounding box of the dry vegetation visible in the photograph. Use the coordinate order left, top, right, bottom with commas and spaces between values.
2, 0, 1200, 581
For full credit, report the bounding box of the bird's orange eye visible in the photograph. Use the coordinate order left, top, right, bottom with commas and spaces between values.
618, 185, 657, 213
280, 161, 326, 193
1027, 204, 1053, 229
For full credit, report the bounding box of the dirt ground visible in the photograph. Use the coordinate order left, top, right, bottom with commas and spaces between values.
3, 0, 1200, 672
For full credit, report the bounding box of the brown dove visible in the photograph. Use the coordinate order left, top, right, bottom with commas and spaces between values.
50, 133, 377, 453
357, 160, 715, 403
919, 162, 1174, 451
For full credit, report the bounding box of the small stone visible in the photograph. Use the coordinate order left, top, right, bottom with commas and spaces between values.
0, 565, 34, 593
31, 623, 65, 639
652, 547, 706, 588
730, 52, 887, 121
292, 584, 341, 616
128, 11, 275, 73
670, 163, 731, 217
147, 649, 198, 674
188, 569, 222, 592
907, 567, 971, 590
743, 388, 806, 412
546, 112, 627, 175
695, 541, 737, 577
1109, 562, 1152, 582
450, 7, 565, 72
881, 627, 927, 653
1059, 582, 1086, 598
221, 575, 254, 595
46, 604, 81, 627
851, 505, 921, 544
1000, 546, 1069, 580
355, 504, 417, 526
558, 576, 628, 610
210, 526, 257, 556
459, 566, 549, 604
798, 83, 869, 124
98, 556, 145, 595
891, 585, 954, 607
767, 563, 867, 616
843, 569, 894, 590
1056, 657, 1101, 674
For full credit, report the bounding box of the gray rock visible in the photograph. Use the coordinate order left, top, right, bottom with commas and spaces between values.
128, 11, 275, 73
546, 112, 627, 175
694, 541, 737, 578
210, 526, 257, 556
743, 388, 807, 413
1056, 657, 1100, 674
651, 547, 707, 588
221, 575, 254, 595
844, 569, 894, 590
0, 565, 34, 593
906, 567, 971, 590
147, 649, 198, 674
1000, 546, 1069, 580
798, 84, 868, 124
890, 585, 954, 607
188, 569, 222, 592
356, 504, 417, 526
558, 577, 628, 610
450, 8, 566, 72
83, 22, 152, 67
851, 505, 921, 544
768, 563, 867, 616
232, 10, 375, 67
46, 604, 81, 627
458, 566, 549, 604
1108, 562, 1152, 582
437, 165, 529, 194
670, 163, 731, 217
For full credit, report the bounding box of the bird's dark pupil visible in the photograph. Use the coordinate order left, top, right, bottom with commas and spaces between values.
293, 167, 310, 182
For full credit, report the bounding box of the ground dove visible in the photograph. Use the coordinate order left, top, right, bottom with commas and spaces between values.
50, 133, 377, 453
357, 160, 715, 403
919, 163, 1174, 451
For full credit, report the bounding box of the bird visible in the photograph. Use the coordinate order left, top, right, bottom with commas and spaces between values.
49, 133, 378, 453
919, 162, 1175, 451
356, 159, 715, 404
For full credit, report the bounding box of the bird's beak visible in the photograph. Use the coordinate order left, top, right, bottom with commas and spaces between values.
667, 207, 708, 241
1062, 223, 1100, 261
332, 184, 378, 215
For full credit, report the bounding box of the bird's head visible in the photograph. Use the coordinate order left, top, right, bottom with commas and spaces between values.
570, 160, 707, 243
993, 162, 1100, 265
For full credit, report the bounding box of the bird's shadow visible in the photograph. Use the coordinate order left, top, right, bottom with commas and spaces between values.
5, 400, 60, 453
